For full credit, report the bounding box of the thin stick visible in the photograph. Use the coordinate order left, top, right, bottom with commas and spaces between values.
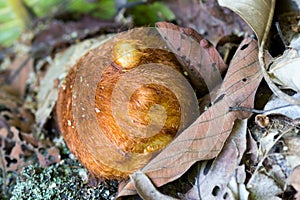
228, 104, 294, 114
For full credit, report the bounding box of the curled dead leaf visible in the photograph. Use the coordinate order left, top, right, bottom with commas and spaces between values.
268, 49, 300, 92
218, 0, 275, 44
287, 165, 300, 192
156, 22, 227, 96
130, 171, 179, 200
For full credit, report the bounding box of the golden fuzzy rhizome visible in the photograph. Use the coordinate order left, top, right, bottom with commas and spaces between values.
56, 28, 199, 179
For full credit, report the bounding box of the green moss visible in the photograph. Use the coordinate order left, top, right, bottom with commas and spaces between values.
10, 159, 118, 200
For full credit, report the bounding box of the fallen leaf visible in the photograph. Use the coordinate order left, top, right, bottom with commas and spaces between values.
264, 93, 300, 120
35, 34, 113, 127
268, 49, 300, 92
247, 130, 259, 166
118, 37, 264, 198
4, 55, 33, 97
0, 125, 60, 172
184, 119, 249, 200
130, 171, 179, 200
218, 0, 275, 44
31, 16, 122, 59
284, 137, 300, 168
0, 85, 34, 132
156, 22, 227, 96
283, 134, 300, 175
287, 165, 300, 199
228, 165, 249, 200
0, 88, 60, 173
247, 173, 282, 200
163, 0, 252, 44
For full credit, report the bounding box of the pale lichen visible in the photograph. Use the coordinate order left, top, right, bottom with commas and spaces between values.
10, 159, 118, 200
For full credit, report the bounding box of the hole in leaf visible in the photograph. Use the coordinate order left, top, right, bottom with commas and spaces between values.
39, 148, 46, 155
5, 156, 17, 165
212, 185, 221, 196
48, 155, 56, 162
21, 144, 27, 151
223, 192, 228, 199
4, 140, 15, 154
213, 94, 225, 105
240, 43, 249, 50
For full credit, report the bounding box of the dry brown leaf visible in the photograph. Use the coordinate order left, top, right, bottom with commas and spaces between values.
0, 90, 60, 172
283, 132, 300, 177
287, 165, 300, 199
284, 136, 300, 169
130, 171, 179, 200
184, 119, 249, 200
218, 0, 275, 44
0, 126, 60, 172
31, 16, 123, 59
163, 0, 252, 44
35, 34, 113, 127
268, 49, 300, 92
0, 85, 33, 132
247, 173, 282, 200
156, 22, 227, 96
264, 93, 300, 120
5, 55, 33, 97
218, 0, 300, 105
118, 37, 264, 198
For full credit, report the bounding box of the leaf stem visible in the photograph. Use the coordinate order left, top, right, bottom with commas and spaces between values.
228, 104, 293, 114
